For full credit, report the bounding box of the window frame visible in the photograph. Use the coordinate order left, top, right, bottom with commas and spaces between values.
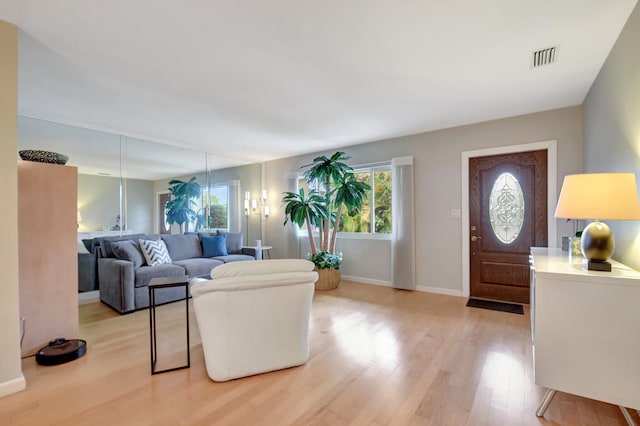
200, 183, 230, 231
295, 164, 393, 240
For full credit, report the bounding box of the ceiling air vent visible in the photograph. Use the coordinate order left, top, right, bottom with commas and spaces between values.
530, 46, 558, 68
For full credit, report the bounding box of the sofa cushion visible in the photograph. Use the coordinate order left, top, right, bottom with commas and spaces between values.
212, 254, 255, 264
201, 235, 228, 257
173, 258, 224, 278
134, 263, 186, 288
139, 239, 172, 266
161, 234, 203, 261
217, 231, 243, 254
111, 240, 146, 268
98, 233, 147, 258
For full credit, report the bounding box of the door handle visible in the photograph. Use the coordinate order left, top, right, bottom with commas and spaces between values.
471, 235, 482, 242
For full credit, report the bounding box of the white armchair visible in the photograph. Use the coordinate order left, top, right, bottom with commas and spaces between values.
190, 259, 318, 382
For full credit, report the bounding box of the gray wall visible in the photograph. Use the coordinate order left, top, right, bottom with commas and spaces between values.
583, 2, 640, 269
264, 106, 583, 294
78, 174, 154, 234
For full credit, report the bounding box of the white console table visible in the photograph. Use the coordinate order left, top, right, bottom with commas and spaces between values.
530, 247, 640, 424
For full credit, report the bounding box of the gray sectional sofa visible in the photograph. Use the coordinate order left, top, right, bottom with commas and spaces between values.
98, 231, 256, 314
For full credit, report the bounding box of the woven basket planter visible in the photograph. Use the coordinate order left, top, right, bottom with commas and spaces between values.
314, 267, 341, 290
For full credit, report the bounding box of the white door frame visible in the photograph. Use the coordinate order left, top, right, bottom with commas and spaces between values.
461, 140, 558, 298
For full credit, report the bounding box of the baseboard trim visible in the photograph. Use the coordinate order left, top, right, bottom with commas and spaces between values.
78, 290, 100, 305
415, 285, 464, 297
341, 275, 392, 287
0, 374, 26, 398
342, 275, 463, 297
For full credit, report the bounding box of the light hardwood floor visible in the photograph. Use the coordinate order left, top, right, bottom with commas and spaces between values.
1, 281, 636, 425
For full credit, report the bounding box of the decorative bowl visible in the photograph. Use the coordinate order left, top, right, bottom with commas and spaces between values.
19, 150, 69, 165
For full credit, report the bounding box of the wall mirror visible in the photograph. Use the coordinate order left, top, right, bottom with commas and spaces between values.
18, 116, 263, 292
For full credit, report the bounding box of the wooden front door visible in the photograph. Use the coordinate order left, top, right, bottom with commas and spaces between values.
469, 150, 547, 304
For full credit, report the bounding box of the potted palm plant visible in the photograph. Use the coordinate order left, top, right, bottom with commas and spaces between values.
282, 151, 370, 290
166, 176, 201, 233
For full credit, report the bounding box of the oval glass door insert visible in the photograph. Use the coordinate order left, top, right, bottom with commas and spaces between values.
489, 172, 524, 244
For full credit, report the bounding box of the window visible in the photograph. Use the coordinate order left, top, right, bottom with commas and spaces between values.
297, 166, 392, 235
202, 184, 229, 230
339, 168, 392, 234
297, 177, 314, 198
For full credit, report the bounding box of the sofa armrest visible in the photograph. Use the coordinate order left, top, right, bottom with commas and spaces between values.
98, 258, 136, 314
78, 252, 97, 292
241, 247, 257, 258
191, 271, 318, 296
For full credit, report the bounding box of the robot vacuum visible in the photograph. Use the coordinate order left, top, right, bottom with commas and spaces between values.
35, 338, 87, 366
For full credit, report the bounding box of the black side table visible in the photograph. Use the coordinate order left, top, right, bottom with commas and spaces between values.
149, 275, 190, 375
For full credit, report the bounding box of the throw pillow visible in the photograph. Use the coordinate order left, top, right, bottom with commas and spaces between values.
217, 231, 243, 253
201, 235, 228, 257
139, 239, 172, 266
99, 233, 147, 258
112, 240, 146, 268
161, 234, 202, 261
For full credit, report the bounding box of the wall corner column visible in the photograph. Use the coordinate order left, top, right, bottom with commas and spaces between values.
0, 19, 26, 398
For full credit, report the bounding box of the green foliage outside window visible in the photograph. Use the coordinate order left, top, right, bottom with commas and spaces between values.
339, 171, 371, 232
202, 187, 229, 230
295, 165, 392, 236
207, 196, 228, 229
373, 170, 392, 233
338, 169, 392, 234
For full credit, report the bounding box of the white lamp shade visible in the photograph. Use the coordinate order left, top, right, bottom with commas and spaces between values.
555, 173, 640, 220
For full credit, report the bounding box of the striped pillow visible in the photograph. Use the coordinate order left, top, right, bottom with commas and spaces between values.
139, 239, 172, 266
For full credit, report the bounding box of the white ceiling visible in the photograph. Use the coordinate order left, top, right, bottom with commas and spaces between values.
2, 0, 638, 176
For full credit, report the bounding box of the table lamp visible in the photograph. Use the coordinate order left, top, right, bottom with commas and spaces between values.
554, 173, 640, 271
